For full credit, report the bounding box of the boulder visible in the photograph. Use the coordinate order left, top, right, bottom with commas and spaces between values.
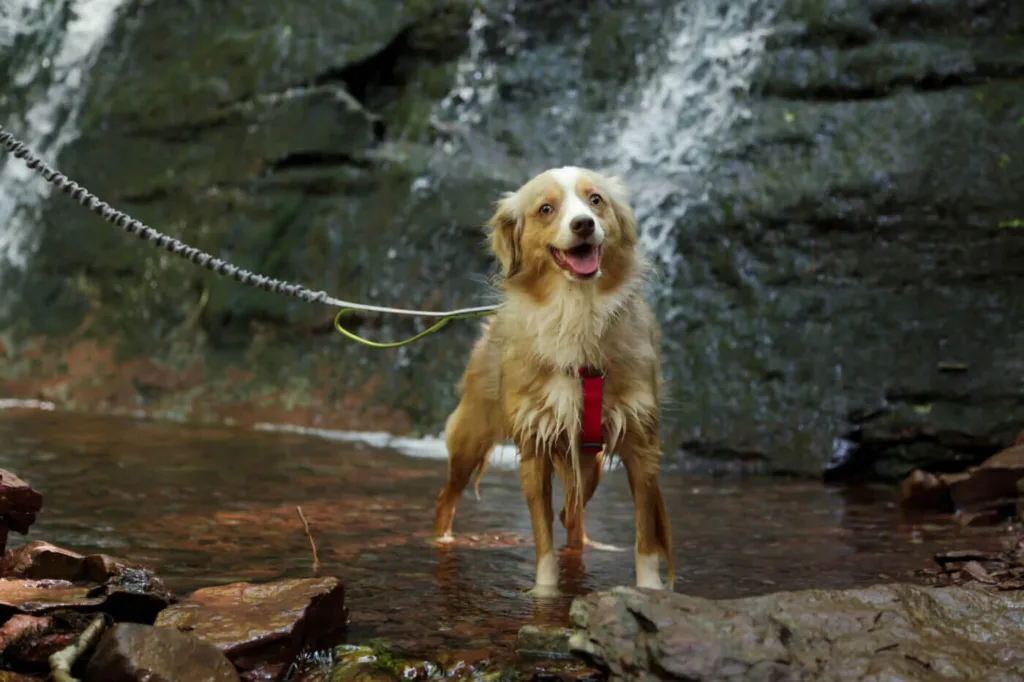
898, 432, 1024, 520
154, 577, 346, 671
570, 584, 1024, 682
84, 622, 239, 682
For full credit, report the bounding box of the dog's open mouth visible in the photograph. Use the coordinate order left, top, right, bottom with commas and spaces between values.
550, 244, 602, 279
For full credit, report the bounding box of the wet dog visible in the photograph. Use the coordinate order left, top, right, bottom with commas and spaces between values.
432, 166, 673, 595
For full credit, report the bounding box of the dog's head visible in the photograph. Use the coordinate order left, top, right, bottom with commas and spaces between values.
486, 167, 639, 293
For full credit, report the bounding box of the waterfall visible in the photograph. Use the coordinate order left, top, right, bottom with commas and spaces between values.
429, 0, 780, 284
598, 0, 781, 278
0, 0, 127, 277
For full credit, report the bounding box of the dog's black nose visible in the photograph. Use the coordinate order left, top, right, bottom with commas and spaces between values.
570, 216, 595, 237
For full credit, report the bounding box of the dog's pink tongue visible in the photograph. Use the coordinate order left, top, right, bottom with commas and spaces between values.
565, 248, 599, 276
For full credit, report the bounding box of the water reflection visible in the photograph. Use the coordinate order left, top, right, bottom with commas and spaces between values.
0, 409, 1014, 664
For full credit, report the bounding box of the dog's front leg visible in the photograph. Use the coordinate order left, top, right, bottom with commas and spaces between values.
519, 448, 558, 596
618, 429, 675, 590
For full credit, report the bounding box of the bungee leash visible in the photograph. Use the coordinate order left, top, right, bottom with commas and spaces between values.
0, 124, 498, 347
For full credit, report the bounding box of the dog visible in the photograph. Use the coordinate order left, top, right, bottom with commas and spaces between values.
432, 166, 673, 595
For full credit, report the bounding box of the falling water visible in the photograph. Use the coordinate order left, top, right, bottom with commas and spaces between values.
598, 0, 781, 278
0, 0, 128, 277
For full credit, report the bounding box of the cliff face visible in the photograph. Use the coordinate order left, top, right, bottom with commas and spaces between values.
1, 0, 1022, 479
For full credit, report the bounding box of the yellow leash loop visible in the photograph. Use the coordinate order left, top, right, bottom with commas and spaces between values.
333, 308, 496, 349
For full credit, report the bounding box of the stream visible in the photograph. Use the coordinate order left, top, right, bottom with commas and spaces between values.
0, 407, 1016, 671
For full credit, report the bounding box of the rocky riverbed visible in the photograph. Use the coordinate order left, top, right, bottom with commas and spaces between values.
0, 409, 1022, 681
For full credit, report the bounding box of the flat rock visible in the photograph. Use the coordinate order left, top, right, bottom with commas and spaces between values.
85, 622, 239, 682
0, 540, 165, 587
0, 470, 43, 537
154, 577, 347, 669
570, 583, 1024, 682
0, 571, 173, 624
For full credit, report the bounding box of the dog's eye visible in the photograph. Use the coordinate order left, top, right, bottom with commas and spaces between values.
589, 194, 602, 206
539, 204, 553, 216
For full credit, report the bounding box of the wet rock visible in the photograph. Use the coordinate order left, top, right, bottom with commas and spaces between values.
898, 433, 1024, 520
85, 622, 239, 682
912, 541, 1024, 591
0, 541, 144, 584
0, 579, 97, 615
0, 614, 50, 652
154, 577, 346, 671
0, 541, 176, 622
0, 611, 99, 671
1, 542, 83, 581
948, 441, 1024, 513
516, 625, 572, 659
0, 471, 43, 550
570, 583, 1024, 681
0, 567, 172, 624
897, 469, 955, 512
3, 0, 1024, 479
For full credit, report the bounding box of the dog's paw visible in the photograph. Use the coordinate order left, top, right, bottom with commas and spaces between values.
431, 533, 455, 546
585, 538, 626, 552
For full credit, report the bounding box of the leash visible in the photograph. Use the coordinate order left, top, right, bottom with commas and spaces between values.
0, 124, 498, 347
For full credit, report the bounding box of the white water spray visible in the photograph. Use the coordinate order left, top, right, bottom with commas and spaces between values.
0, 0, 127, 275
600, 0, 781, 277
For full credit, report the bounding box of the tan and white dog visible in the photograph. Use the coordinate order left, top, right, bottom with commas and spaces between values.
432, 166, 673, 595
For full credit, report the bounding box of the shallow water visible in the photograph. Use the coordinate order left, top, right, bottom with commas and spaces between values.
0, 410, 1017, 667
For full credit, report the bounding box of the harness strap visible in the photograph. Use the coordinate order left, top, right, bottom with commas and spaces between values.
578, 367, 604, 454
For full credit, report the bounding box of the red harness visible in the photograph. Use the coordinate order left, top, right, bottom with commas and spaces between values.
578, 367, 604, 454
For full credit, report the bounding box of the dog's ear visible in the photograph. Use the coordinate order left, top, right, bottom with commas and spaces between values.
487, 192, 523, 278
604, 175, 638, 247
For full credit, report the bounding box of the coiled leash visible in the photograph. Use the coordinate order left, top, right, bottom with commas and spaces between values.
0, 124, 498, 346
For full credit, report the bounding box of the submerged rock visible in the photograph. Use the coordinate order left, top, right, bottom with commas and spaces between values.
516, 625, 572, 659
154, 577, 347, 671
85, 622, 239, 682
570, 583, 1024, 682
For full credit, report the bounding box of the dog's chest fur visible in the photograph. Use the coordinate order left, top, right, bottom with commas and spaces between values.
499, 284, 657, 454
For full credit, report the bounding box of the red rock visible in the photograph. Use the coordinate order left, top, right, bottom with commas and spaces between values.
0, 614, 50, 652
897, 469, 953, 512
1, 540, 150, 584
0, 470, 43, 538
154, 577, 347, 670
1, 541, 85, 581
0, 571, 173, 624
13, 631, 77, 665
84, 623, 239, 682
947, 443, 1024, 514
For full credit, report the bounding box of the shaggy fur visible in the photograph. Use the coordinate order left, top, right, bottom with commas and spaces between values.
432, 166, 674, 594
